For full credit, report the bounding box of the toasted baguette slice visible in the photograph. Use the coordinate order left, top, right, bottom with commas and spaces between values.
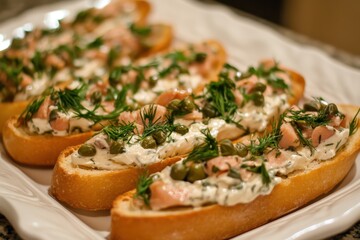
110, 105, 360, 240
2, 117, 93, 166
50, 146, 184, 211
131, 0, 151, 25
0, 101, 29, 135
139, 23, 173, 57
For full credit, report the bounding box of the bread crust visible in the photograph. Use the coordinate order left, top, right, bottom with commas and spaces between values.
139, 23, 173, 57
2, 117, 93, 166
50, 146, 184, 210
110, 104, 360, 240
0, 101, 29, 135
133, 0, 151, 25
50, 40, 226, 210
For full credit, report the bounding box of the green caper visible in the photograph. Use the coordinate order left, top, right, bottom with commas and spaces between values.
110, 140, 125, 154
78, 144, 96, 157
220, 139, 237, 156
49, 110, 58, 122
194, 52, 207, 63
325, 103, 338, 116
235, 143, 248, 157
186, 163, 207, 183
141, 136, 157, 149
202, 103, 218, 118
175, 125, 189, 135
181, 97, 195, 113
303, 101, 320, 112
90, 91, 102, 105
170, 163, 188, 180
167, 99, 181, 111
152, 131, 167, 145
252, 82, 267, 93
149, 75, 158, 87
252, 91, 264, 106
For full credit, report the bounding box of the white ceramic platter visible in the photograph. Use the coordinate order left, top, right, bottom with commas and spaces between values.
0, 0, 359, 239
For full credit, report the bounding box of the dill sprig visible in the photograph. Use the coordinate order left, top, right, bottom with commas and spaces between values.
241, 162, 271, 185
349, 108, 360, 136
202, 72, 239, 121
293, 125, 315, 153
129, 23, 152, 36
184, 128, 219, 163
135, 172, 154, 206
19, 95, 46, 122
101, 123, 135, 141
140, 104, 176, 139
55, 84, 88, 113
244, 62, 289, 91
286, 108, 330, 128
248, 115, 283, 156
75, 86, 129, 123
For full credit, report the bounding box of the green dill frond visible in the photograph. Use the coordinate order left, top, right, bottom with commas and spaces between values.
129, 23, 152, 36
286, 108, 330, 128
248, 116, 283, 156
184, 128, 219, 163
19, 95, 46, 122
349, 108, 360, 136
135, 171, 154, 206
102, 123, 135, 141
241, 162, 271, 185
55, 84, 88, 113
203, 75, 238, 121
140, 105, 176, 139
243, 62, 289, 90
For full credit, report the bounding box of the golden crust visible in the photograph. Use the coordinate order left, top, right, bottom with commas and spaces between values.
0, 101, 29, 135
2, 117, 93, 166
133, 0, 151, 25
110, 104, 360, 240
50, 146, 184, 211
140, 23, 173, 57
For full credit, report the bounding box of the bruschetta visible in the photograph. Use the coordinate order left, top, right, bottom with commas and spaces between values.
110, 101, 360, 240
50, 60, 304, 211
0, 0, 173, 133
2, 81, 129, 166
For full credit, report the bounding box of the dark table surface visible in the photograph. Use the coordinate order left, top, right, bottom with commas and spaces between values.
0, 0, 359, 239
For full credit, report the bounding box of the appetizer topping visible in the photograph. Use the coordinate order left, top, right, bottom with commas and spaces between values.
0, 0, 154, 103
19, 82, 128, 136
133, 99, 357, 210
198, 63, 290, 140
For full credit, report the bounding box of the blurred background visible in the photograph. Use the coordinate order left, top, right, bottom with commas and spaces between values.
214, 0, 360, 56
0, 0, 359, 62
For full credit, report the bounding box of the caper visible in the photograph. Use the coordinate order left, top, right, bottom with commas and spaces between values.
303, 101, 319, 112
110, 140, 125, 154
149, 75, 158, 87
220, 139, 237, 156
325, 103, 338, 116
194, 52, 207, 63
167, 99, 181, 111
252, 82, 267, 93
49, 110, 58, 122
186, 163, 207, 183
181, 97, 195, 113
235, 143, 248, 157
78, 144, 96, 157
152, 131, 167, 145
175, 125, 189, 135
141, 136, 157, 149
90, 91, 102, 105
202, 103, 218, 118
170, 163, 188, 180
252, 91, 264, 106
